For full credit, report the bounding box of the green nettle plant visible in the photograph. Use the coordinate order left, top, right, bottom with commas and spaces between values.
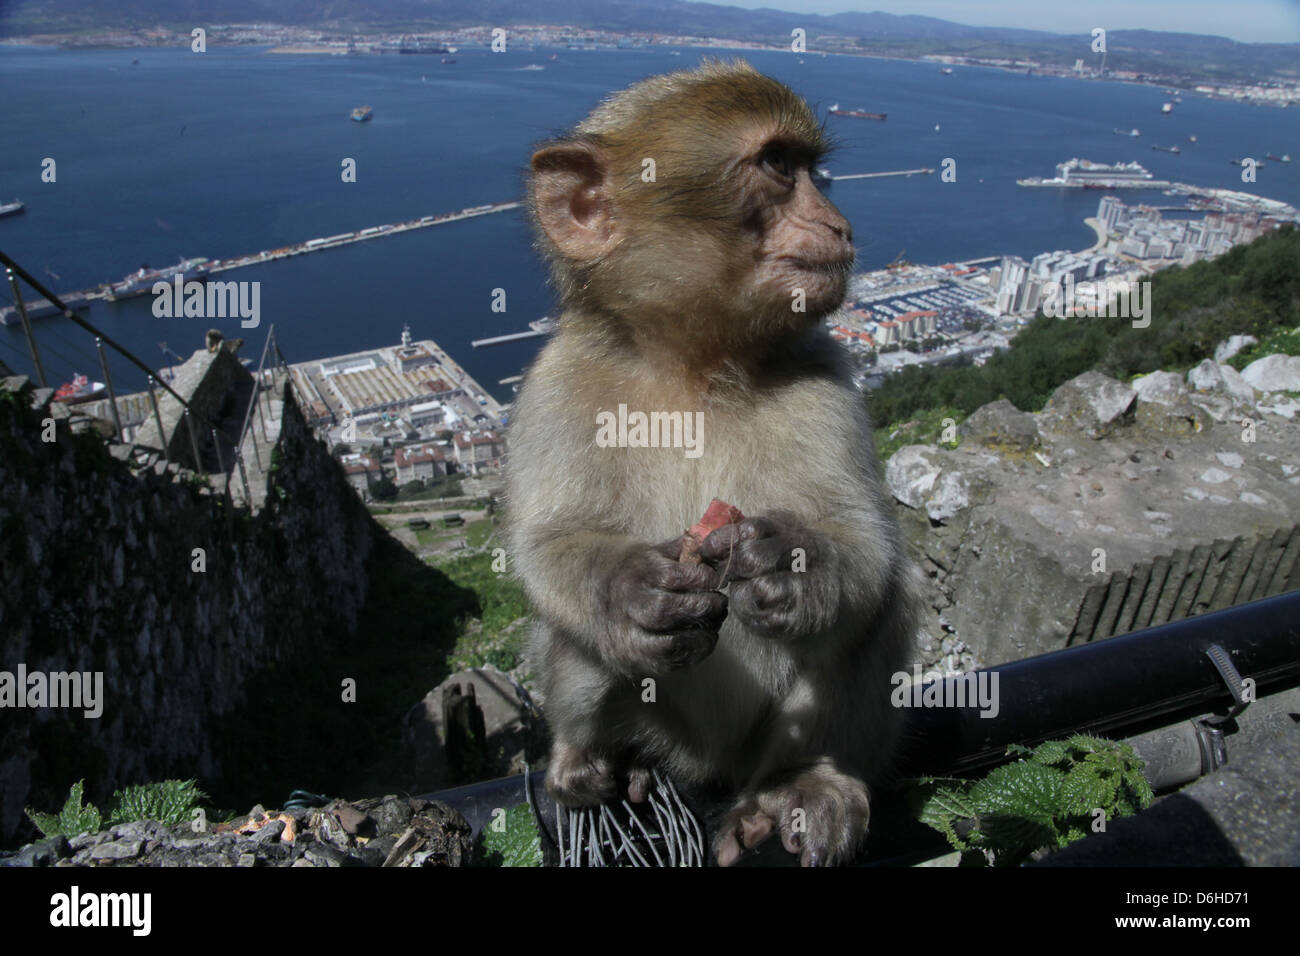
27, 778, 209, 838
909, 734, 1155, 866
106, 779, 208, 827
477, 803, 543, 867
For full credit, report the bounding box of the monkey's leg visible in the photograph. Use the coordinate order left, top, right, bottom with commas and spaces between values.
539, 637, 659, 806
714, 757, 871, 867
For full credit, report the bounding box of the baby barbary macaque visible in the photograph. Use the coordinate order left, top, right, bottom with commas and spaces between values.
505, 60, 920, 866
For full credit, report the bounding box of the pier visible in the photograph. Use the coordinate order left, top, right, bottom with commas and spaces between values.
834, 168, 935, 180
471, 329, 545, 347
202, 201, 521, 279
23, 201, 522, 309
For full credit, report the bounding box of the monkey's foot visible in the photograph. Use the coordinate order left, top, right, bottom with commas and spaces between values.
547, 744, 659, 806
546, 744, 618, 806
714, 762, 871, 867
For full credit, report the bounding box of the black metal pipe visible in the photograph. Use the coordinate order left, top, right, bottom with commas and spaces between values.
895, 589, 1300, 778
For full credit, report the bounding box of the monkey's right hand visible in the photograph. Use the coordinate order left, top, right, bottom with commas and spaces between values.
605, 539, 729, 675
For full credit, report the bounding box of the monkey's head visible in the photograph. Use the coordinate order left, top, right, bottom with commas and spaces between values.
528, 59, 854, 359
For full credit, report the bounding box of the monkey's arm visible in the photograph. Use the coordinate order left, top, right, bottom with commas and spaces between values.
513, 524, 729, 674
698, 508, 902, 640
696, 389, 909, 641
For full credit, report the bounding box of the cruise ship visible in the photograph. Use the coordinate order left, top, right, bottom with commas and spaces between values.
1055, 159, 1154, 183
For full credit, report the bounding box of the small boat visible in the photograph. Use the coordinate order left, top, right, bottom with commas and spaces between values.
940, 67, 953, 75
0, 198, 23, 217
1161, 102, 1173, 113
441, 57, 456, 64
1151, 144, 1181, 153
53, 374, 107, 405
350, 106, 373, 122
1188, 135, 1198, 143
811, 167, 833, 188
1113, 127, 1140, 137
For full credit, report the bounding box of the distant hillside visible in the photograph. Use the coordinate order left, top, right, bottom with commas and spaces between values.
2, 1, 1296, 82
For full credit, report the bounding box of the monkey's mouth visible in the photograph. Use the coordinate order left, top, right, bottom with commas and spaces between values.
779, 256, 854, 275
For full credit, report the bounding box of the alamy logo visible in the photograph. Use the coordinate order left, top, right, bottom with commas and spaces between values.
1040, 274, 1151, 329
152, 273, 261, 328
890, 664, 1000, 718
50, 886, 151, 935
595, 404, 703, 459
0, 664, 103, 718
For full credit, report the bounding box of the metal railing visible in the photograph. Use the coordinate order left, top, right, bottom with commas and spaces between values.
1, 250, 305, 505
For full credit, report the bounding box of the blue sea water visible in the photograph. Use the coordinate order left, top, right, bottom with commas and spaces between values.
0, 44, 1296, 401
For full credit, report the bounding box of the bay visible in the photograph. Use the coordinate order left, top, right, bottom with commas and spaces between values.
1, 44, 1295, 401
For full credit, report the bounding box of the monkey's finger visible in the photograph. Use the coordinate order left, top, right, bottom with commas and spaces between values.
647, 628, 719, 670
701, 526, 792, 578
715, 829, 744, 867
627, 587, 727, 632
740, 811, 776, 849
648, 557, 728, 593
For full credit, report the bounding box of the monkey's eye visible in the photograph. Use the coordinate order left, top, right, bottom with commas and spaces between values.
760, 146, 794, 182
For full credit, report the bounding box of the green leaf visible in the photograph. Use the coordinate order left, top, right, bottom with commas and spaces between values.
108, 779, 208, 826
478, 804, 543, 867
969, 761, 1065, 824
25, 779, 102, 838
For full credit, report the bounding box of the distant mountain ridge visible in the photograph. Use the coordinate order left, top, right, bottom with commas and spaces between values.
2, 1, 1295, 83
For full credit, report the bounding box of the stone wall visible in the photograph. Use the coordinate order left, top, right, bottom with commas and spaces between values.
0, 372, 376, 844
889, 364, 1300, 672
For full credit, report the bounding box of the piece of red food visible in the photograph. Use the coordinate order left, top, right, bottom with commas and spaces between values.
679, 498, 745, 564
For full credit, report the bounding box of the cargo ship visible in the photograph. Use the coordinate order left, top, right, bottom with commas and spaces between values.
1151, 144, 1181, 153
350, 106, 373, 122
1113, 127, 1140, 137
829, 104, 886, 121
104, 257, 210, 301
0, 290, 91, 326
0, 198, 23, 217
1266, 153, 1292, 163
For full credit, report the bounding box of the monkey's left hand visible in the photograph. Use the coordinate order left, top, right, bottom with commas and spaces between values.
697, 514, 837, 639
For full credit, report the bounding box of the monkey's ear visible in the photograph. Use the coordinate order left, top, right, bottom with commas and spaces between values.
530, 142, 618, 261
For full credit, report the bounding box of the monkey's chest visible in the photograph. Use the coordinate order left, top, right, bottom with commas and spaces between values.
594, 413, 790, 539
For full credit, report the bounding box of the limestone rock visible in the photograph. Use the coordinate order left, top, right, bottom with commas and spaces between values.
1131, 370, 1187, 407
1038, 371, 1137, 439
886, 445, 942, 510
959, 399, 1039, 451
1213, 334, 1257, 363
1241, 354, 1300, 393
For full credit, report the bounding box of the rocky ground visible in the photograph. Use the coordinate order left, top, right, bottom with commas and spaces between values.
0, 795, 473, 868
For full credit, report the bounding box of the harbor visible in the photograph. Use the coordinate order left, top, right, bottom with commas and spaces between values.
2, 200, 521, 323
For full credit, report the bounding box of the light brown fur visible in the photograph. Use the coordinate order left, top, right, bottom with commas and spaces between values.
506, 60, 920, 866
